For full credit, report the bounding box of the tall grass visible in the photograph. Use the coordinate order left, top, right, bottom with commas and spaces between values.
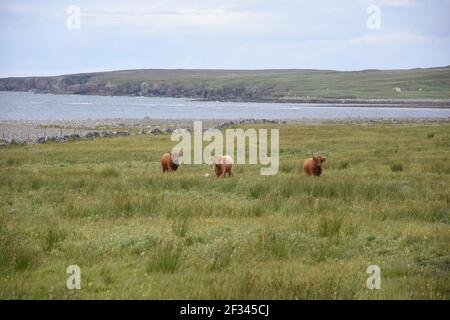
0, 121, 449, 299
145, 246, 182, 273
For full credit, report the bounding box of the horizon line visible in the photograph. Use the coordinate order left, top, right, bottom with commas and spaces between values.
1, 65, 450, 79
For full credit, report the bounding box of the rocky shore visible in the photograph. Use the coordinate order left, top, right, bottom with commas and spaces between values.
1, 117, 448, 148
198, 97, 450, 108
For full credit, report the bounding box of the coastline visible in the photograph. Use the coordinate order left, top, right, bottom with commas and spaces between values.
2, 90, 450, 108
195, 97, 450, 108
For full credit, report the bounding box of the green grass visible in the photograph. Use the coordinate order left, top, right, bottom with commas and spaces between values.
390, 163, 404, 172
145, 246, 182, 273
94, 67, 450, 99
0, 121, 449, 299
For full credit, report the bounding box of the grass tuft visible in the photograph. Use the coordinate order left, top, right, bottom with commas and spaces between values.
145, 247, 182, 273
317, 216, 343, 238
100, 167, 120, 178
40, 227, 67, 252
390, 163, 403, 172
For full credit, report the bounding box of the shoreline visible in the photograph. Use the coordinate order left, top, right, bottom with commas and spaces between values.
1, 117, 449, 126
195, 97, 450, 108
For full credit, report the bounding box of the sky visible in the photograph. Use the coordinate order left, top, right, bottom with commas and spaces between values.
0, 0, 449, 77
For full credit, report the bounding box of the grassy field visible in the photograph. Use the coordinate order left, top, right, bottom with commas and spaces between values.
0, 121, 449, 299
95, 66, 450, 99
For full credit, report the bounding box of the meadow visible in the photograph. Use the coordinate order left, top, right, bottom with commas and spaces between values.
0, 121, 449, 299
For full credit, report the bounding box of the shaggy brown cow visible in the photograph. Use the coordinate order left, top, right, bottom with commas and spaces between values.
213, 155, 233, 178
303, 155, 326, 177
161, 150, 183, 173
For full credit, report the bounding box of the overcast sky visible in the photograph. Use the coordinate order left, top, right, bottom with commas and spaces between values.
0, 0, 449, 77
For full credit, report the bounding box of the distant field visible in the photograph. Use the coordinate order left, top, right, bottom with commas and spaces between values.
0, 121, 449, 299
1, 66, 450, 100
96, 67, 450, 99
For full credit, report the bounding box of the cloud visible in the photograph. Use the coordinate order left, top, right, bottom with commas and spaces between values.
0, 1, 274, 31
82, 7, 272, 32
350, 31, 431, 44
37, 1, 275, 36
359, 0, 418, 6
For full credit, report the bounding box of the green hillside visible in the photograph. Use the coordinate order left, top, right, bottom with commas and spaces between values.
94, 66, 450, 99
1, 66, 450, 99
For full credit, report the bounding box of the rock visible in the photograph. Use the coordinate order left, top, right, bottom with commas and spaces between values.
0, 138, 11, 147
34, 137, 46, 144
162, 127, 173, 134
150, 128, 163, 135
173, 128, 190, 134
115, 131, 130, 136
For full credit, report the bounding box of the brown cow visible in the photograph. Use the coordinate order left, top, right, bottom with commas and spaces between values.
303, 155, 326, 177
213, 155, 233, 178
161, 150, 183, 173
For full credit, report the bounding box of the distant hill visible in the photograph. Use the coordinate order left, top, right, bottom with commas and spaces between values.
1, 66, 450, 101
